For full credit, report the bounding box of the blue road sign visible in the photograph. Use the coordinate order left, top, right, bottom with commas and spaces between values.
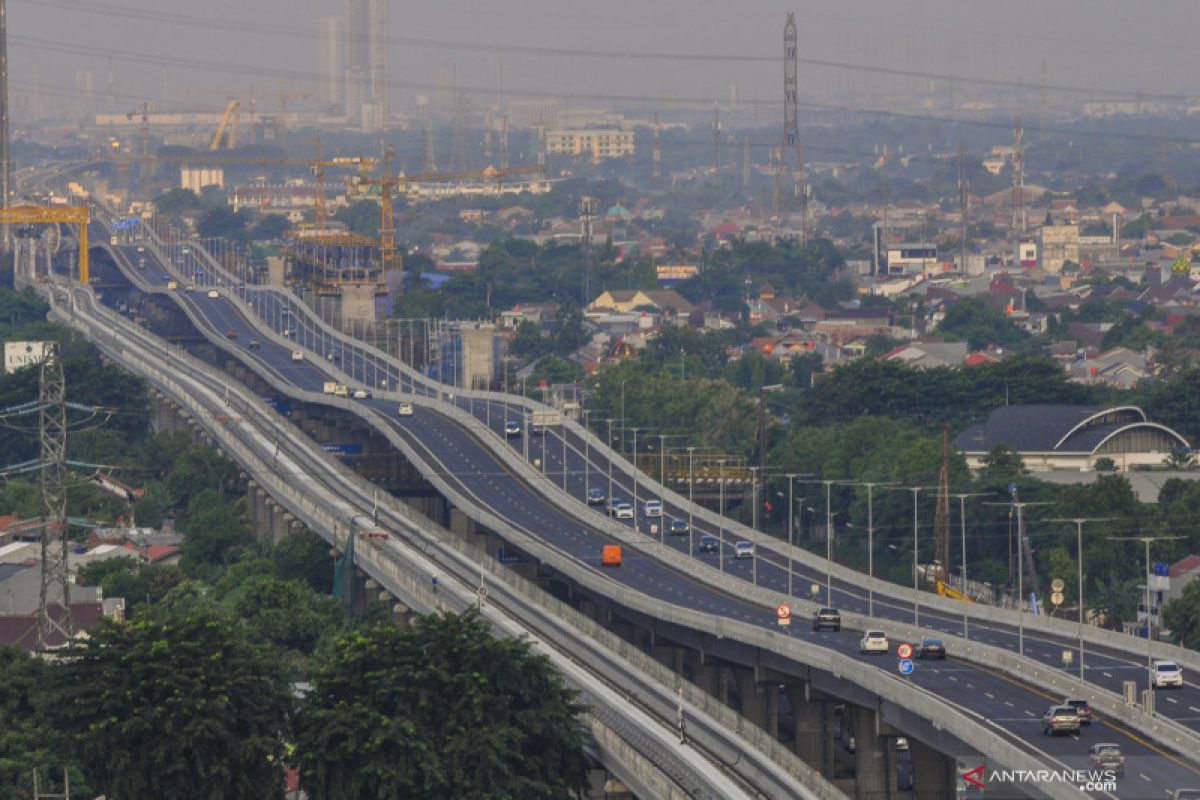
898, 658, 914, 675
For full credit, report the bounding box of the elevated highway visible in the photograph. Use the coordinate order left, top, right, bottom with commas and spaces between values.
52, 194, 1200, 797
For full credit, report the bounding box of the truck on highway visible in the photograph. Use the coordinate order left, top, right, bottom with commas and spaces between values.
322, 381, 338, 395
333, 385, 350, 398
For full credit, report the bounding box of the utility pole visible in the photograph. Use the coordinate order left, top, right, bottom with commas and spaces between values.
38, 344, 71, 650
958, 142, 968, 274
0, 0, 9, 254
783, 12, 806, 243
652, 112, 661, 179
933, 425, 952, 578
1112, 536, 1184, 696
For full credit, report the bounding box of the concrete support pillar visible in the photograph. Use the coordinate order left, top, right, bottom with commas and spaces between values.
650, 644, 680, 674
734, 668, 768, 729
717, 666, 729, 707
763, 682, 779, 740
786, 684, 825, 771
692, 663, 720, 698
448, 508, 476, 538
852, 707, 886, 800
910, 739, 954, 799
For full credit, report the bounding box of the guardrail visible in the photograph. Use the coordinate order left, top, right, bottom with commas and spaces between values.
93, 226, 1200, 767
46, 279, 835, 800
131, 290, 1100, 793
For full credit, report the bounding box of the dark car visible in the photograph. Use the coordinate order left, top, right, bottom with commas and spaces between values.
1088, 743, 1125, 777
698, 534, 719, 553
813, 607, 841, 632
915, 638, 946, 659
586, 487, 605, 505
504, 420, 521, 437
247, 339, 261, 349
669, 518, 690, 536
1063, 697, 1093, 725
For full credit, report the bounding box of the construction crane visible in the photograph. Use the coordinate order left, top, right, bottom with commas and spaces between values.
210, 100, 242, 150
0, 205, 90, 282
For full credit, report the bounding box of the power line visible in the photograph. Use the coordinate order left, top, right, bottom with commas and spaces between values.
13, 0, 1194, 103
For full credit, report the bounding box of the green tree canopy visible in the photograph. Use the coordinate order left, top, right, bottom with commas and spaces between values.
294, 613, 587, 800
52, 605, 292, 799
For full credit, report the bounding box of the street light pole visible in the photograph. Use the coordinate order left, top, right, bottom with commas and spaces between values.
630, 427, 642, 524
605, 418, 614, 503
687, 447, 696, 558
950, 492, 990, 640
1113, 535, 1184, 695
825, 480, 834, 606
718, 459, 727, 574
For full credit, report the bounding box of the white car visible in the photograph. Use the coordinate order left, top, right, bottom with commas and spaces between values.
859, 630, 889, 655
1152, 660, 1184, 689
614, 503, 634, 520
734, 540, 754, 559
643, 500, 663, 517
290, 351, 304, 362
397, 402, 415, 417
206, 289, 219, 299
352, 389, 371, 399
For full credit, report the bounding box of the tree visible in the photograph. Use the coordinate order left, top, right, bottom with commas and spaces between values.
295, 613, 587, 799
509, 319, 548, 360
0, 647, 65, 797
248, 214, 292, 241
152, 187, 201, 215
979, 445, 1026, 477
196, 206, 250, 243
52, 605, 291, 799
1163, 581, 1200, 650
334, 199, 381, 239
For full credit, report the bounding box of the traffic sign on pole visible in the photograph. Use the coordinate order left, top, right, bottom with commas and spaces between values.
899, 658, 914, 675
897, 643, 913, 660
776, 604, 791, 626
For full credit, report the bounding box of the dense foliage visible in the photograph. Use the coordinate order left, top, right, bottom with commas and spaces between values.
295, 614, 588, 800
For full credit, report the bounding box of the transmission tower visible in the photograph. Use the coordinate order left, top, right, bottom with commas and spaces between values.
483, 109, 493, 162
741, 136, 750, 192
771, 147, 783, 216
38, 344, 71, 650
1011, 117, 1025, 236
651, 113, 661, 179
422, 107, 437, 172
498, 115, 509, 170
784, 11, 807, 243
933, 424, 952, 582
1, 0, 10, 253
958, 143, 968, 273
580, 196, 595, 304
711, 105, 720, 172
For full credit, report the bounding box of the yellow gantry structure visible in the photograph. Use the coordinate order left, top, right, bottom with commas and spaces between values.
0, 204, 92, 283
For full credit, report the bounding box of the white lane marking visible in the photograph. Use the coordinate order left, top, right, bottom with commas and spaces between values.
1005, 701, 1014, 708
985, 692, 995, 700
1023, 710, 1035, 717
1139, 772, 1151, 783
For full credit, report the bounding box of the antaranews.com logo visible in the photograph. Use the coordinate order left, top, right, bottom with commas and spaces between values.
961, 765, 1118, 793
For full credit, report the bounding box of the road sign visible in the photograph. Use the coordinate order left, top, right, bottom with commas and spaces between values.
1050, 591, 1064, 606
1050, 578, 1065, 592
776, 604, 791, 620
899, 658, 914, 675
897, 643, 913, 659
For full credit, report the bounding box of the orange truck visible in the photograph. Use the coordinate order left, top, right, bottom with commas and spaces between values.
602, 545, 622, 566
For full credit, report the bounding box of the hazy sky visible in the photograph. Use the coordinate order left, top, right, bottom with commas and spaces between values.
9, 0, 1199, 122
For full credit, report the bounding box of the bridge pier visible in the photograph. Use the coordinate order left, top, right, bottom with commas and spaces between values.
910, 738, 955, 798
734, 668, 768, 730
852, 707, 887, 800
786, 682, 829, 775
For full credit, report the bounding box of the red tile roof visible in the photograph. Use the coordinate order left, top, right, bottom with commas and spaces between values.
1169, 554, 1200, 579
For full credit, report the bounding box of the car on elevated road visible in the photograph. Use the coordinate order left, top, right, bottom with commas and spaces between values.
697, 534, 719, 553
207, 289, 219, 299
914, 638, 946, 659
668, 517, 689, 535
397, 402, 414, 417
586, 487, 605, 505
1063, 697, 1093, 724
1089, 743, 1125, 777
812, 607, 841, 632
225, 328, 238, 339
1041, 705, 1080, 736
642, 499, 663, 517
504, 420, 521, 437
859, 631, 889, 655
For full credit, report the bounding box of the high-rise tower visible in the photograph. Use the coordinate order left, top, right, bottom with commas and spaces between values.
783, 12, 807, 242
319, 16, 343, 115
343, 0, 387, 131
